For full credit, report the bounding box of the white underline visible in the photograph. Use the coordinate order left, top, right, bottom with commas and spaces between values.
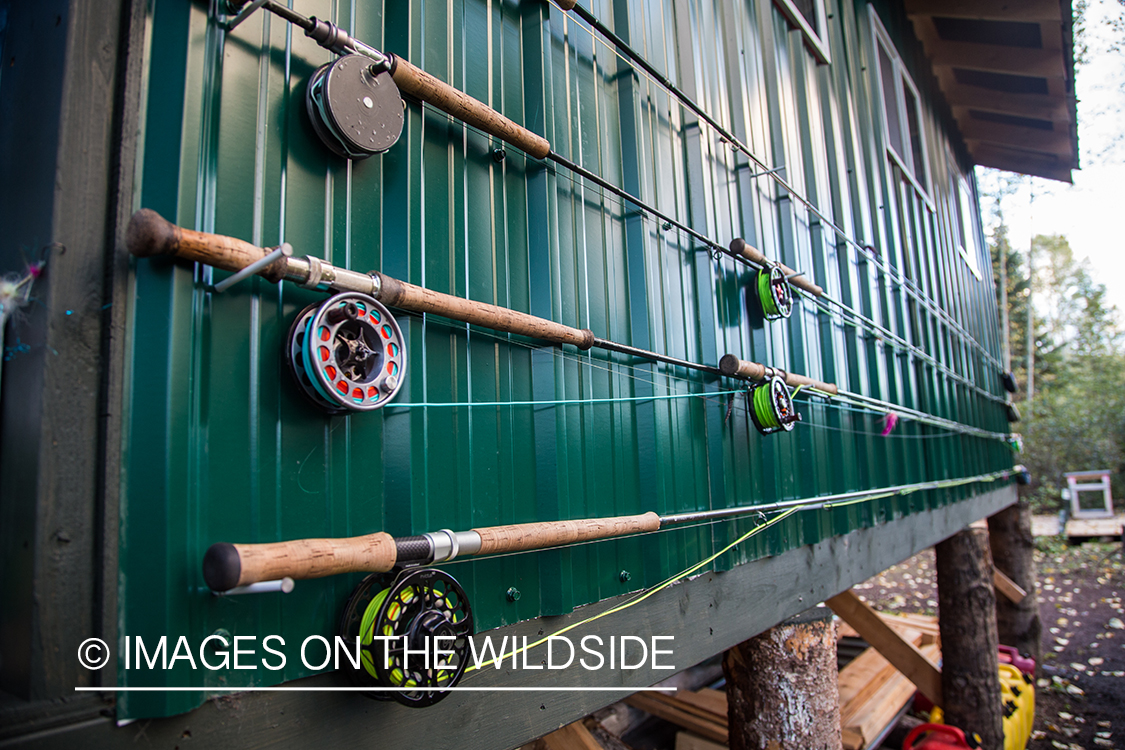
75, 686, 677, 692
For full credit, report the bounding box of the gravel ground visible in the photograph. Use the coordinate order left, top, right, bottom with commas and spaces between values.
854, 538, 1125, 750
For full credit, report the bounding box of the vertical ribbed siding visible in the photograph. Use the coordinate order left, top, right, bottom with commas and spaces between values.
119, 0, 1012, 718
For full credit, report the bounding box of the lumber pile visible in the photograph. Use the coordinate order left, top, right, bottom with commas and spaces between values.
623, 612, 941, 750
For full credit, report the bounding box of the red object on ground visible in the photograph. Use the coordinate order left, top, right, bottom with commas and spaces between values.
997, 644, 1035, 676
903, 723, 978, 750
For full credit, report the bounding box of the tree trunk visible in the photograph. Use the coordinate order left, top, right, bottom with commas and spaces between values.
935, 528, 1004, 750
988, 500, 1042, 670
723, 608, 841, 750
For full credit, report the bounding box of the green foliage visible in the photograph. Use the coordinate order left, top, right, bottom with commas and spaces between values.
990, 229, 1125, 504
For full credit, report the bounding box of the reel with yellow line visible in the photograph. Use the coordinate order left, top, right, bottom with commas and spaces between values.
338, 567, 473, 707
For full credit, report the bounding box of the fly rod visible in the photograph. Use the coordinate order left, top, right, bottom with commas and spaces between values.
219, 0, 814, 290
126, 209, 829, 404
203, 467, 1021, 592
552, 0, 1003, 372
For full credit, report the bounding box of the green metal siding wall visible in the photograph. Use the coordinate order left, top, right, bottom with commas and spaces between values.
119, 0, 1013, 718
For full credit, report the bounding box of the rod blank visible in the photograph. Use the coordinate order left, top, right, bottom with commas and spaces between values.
718, 354, 838, 396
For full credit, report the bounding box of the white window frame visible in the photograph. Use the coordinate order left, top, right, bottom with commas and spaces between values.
774, 0, 831, 64
869, 9, 931, 201
950, 163, 983, 280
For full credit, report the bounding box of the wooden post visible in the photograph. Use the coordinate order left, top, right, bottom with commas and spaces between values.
987, 500, 1042, 669
935, 528, 1004, 750
722, 608, 842, 750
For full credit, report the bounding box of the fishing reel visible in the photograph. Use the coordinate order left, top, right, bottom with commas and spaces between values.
753, 264, 794, 321
306, 53, 404, 159
285, 292, 406, 414
747, 376, 800, 435
338, 567, 473, 707
1001, 371, 1019, 394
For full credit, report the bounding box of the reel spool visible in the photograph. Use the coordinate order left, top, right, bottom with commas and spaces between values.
306, 54, 404, 159
748, 376, 800, 435
754, 264, 794, 321
285, 292, 406, 413
339, 567, 473, 708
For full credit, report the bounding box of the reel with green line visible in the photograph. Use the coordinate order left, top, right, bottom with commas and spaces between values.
754, 263, 794, 321
338, 567, 473, 707
747, 376, 800, 435
285, 292, 406, 414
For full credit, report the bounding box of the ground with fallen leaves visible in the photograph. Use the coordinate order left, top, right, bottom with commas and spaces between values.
855, 536, 1125, 750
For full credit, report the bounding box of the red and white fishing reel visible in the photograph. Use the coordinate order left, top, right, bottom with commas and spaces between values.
285, 292, 407, 414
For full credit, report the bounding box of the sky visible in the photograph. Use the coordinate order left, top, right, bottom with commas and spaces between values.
976, 0, 1125, 315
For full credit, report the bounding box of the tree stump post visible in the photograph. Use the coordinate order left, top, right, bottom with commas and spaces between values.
722, 607, 841, 750
935, 528, 1004, 750
987, 500, 1042, 669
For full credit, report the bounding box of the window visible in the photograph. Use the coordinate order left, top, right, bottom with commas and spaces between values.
870, 11, 930, 195
775, 0, 831, 64
951, 169, 982, 279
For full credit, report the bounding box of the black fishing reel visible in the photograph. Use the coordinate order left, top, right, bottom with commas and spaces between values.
748, 376, 800, 435
306, 53, 404, 159
285, 292, 406, 414
338, 567, 473, 708
753, 264, 793, 321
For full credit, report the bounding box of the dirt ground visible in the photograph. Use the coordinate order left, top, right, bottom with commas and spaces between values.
855, 538, 1125, 750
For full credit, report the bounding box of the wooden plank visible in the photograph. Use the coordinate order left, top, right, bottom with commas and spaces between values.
877, 612, 941, 640
993, 568, 1027, 604
676, 688, 728, 720
961, 121, 1073, 154
843, 644, 942, 750
839, 631, 923, 724
966, 144, 1074, 182
675, 732, 728, 750
531, 722, 604, 750
1065, 516, 1125, 537
827, 590, 944, 707
925, 40, 1063, 77
905, 0, 1060, 21
624, 693, 728, 745
842, 727, 865, 750
840, 611, 940, 641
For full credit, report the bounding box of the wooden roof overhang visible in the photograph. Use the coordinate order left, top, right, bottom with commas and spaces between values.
906, 0, 1079, 182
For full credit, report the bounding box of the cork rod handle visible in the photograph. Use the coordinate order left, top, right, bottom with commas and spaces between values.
377, 273, 594, 350
729, 238, 824, 297
390, 56, 552, 159
126, 210, 596, 350
126, 208, 287, 282
473, 512, 661, 555
203, 533, 398, 592
719, 354, 838, 396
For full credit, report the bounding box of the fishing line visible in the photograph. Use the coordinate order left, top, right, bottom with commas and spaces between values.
409, 99, 1005, 404
465, 507, 802, 671
395, 307, 1006, 440
466, 468, 1009, 670
547, 0, 1003, 372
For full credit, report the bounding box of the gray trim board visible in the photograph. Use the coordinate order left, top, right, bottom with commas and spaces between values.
1, 485, 1017, 750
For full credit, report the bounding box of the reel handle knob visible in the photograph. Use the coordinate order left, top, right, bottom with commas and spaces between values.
126, 209, 287, 283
